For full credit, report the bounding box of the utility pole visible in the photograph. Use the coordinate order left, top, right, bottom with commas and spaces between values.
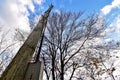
0, 4, 53, 80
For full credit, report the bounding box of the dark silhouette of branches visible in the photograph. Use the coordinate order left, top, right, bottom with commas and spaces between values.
41, 11, 106, 80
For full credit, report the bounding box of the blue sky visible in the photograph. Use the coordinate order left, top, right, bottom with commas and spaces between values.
1, 0, 120, 78
28, 0, 113, 20
52, 0, 113, 11
0, 0, 120, 42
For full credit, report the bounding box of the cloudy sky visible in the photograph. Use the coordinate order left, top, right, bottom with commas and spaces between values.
0, 0, 120, 41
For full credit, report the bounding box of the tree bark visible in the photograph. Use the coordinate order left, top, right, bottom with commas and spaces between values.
0, 5, 53, 80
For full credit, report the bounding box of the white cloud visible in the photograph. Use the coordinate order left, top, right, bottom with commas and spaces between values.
0, 0, 45, 32
0, 0, 45, 54
55, 9, 61, 15
100, 0, 120, 41
110, 15, 120, 34
101, 0, 120, 15
0, 0, 29, 32
33, 0, 45, 4
0, 0, 45, 74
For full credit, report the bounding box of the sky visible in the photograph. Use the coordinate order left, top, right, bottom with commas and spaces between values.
0, 0, 120, 42
1, 0, 120, 78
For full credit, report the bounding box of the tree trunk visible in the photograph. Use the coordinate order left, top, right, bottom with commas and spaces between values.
60, 53, 64, 80
0, 5, 53, 80
52, 58, 55, 80
61, 62, 64, 80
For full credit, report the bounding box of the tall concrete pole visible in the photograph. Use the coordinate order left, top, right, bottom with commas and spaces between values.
0, 4, 53, 80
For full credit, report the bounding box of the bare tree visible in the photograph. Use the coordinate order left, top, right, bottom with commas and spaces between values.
40, 11, 106, 80
0, 27, 28, 76
0, 28, 15, 75
75, 41, 120, 80
14, 28, 29, 44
